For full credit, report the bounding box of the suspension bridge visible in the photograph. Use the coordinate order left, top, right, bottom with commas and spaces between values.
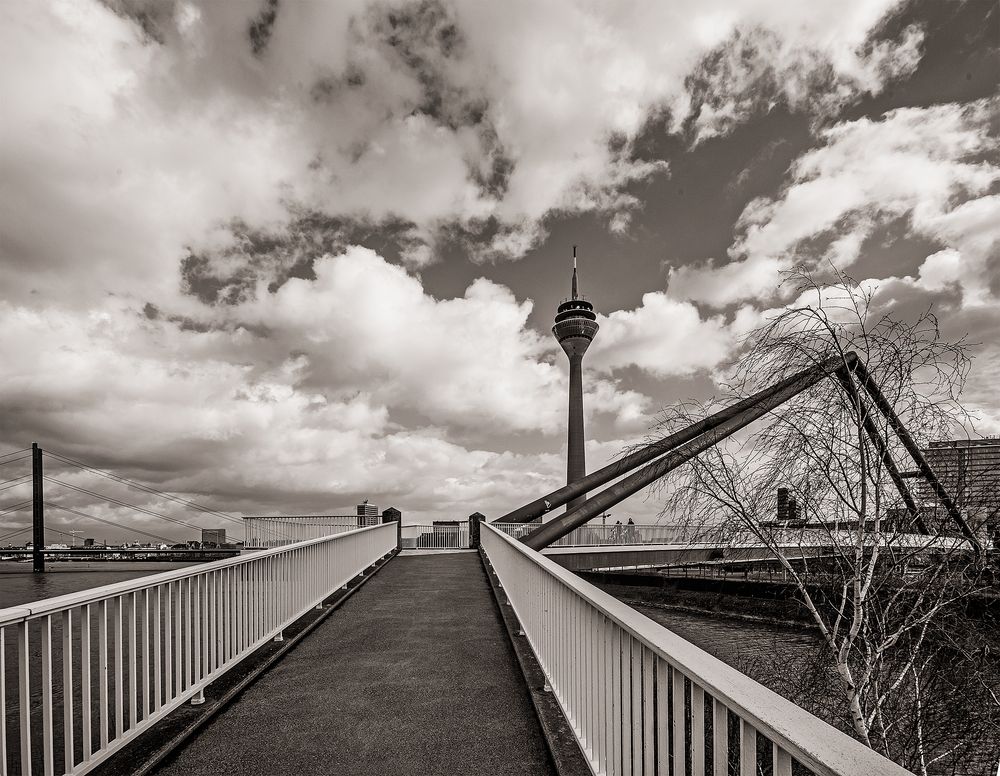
0, 445, 258, 568
0, 354, 985, 776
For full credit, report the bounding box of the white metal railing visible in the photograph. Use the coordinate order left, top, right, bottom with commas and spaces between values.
493, 522, 971, 555
0, 522, 397, 776
480, 523, 914, 776
493, 522, 708, 547
400, 522, 470, 550
243, 515, 382, 548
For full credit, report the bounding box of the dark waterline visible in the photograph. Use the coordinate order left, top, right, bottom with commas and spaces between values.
0, 561, 202, 610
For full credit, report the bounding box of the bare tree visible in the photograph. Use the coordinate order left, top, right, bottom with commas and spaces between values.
650, 267, 998, 774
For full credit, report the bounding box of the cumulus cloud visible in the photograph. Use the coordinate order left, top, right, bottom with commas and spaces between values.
227, 246, 649, 432
668, 98, 1000, 307
0, 0, 954, 537
0, 247, 654, 533
588, 293, 745, 377
0, 0, 924, 300
916, 249, 963, 293
0, 248, 651, 444
685, 20, 924, 142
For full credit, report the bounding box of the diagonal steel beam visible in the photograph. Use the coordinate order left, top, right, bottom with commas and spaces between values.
522, 354, 854, 550
834, 369, 928, 534
850, 362, 982, 555
498, 354, 857, 524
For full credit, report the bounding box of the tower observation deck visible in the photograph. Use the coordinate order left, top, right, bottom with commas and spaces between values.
552, 247, 599, 511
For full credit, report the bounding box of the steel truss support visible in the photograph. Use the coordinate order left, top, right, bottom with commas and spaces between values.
522, 355, 852, 550
834, 369, 927, 534
498, 355, 858, 525
850, 362, 981, 555
517, 352, 979, 557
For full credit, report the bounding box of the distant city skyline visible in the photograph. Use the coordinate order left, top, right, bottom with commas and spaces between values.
0, 1, 997, 542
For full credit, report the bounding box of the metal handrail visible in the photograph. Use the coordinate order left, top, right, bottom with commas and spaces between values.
399, 522, 471, 550
481, 522, 914, 776
0, 524, 383, 626
1, 522, 397, 776
492, 523, 972, 554
492, 523, 710, 547
242, 516, 365, 549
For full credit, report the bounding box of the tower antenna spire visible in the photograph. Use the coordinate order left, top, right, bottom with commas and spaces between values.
571, 245, 579, 299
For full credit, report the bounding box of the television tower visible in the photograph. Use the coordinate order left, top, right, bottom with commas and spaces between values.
552, 246, 599, 510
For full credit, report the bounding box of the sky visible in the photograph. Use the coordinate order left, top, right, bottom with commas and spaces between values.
0, 0, 997, 542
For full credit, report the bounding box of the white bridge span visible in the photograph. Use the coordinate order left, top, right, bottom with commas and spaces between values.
0, 519, 929, 776
493, 522, 974, 572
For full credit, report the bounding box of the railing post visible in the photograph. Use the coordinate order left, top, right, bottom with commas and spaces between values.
469, 512, 484, 549
0, 525, 398, 776
481, 521, 917, 776
381, 507, 403, 551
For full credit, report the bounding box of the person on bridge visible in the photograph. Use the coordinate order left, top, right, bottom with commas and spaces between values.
612, 520, 623, 544
626, 518, 638, 544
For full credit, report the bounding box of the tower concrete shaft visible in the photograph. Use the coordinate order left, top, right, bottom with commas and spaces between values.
566, 352, 586, 506
552, 249, 598, 511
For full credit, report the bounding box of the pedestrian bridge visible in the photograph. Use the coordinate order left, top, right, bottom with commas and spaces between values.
0, 521, 916, 776
494, 522, 975, 573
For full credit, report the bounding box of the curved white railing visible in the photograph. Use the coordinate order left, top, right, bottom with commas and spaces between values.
400, 522, 471, 549
481, 522, 914, 776
1, 522, 397, 776
492, 522, 706, 547
492, 522, 971, 554
243, 515, 370, 548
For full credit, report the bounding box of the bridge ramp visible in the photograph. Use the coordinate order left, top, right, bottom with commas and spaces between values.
153, 551, 556, 775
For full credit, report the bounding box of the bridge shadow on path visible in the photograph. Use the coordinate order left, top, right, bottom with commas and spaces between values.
152, 552, 557, 776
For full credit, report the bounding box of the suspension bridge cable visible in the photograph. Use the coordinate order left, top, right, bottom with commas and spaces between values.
42, 453, 299, 542
39, 479, 290, 542
43, 450, 294, 539
0, 454, 30, 470
44, 502, 175, 545
41, 450, 243, 525
0, 447, 31, 461
0, 526, 31, 543
42, 477, 204, 532
0, 523, 93, 545
0, 475, 31, 490
0, 500, 32, 517
42, 458, 295, 543
40, 525, 83, 542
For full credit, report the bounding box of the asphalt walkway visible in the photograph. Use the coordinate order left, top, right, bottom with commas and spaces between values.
153, 551, 556, 776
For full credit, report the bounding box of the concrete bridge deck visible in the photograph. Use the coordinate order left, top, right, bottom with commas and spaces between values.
151, 551, 556, 776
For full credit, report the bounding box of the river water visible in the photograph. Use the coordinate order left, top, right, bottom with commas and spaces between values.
617, 598, 845, 732
628, 602, 820, 667
0, 560, 199, 610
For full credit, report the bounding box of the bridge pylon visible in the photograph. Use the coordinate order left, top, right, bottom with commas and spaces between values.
32, 442, 44, 572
